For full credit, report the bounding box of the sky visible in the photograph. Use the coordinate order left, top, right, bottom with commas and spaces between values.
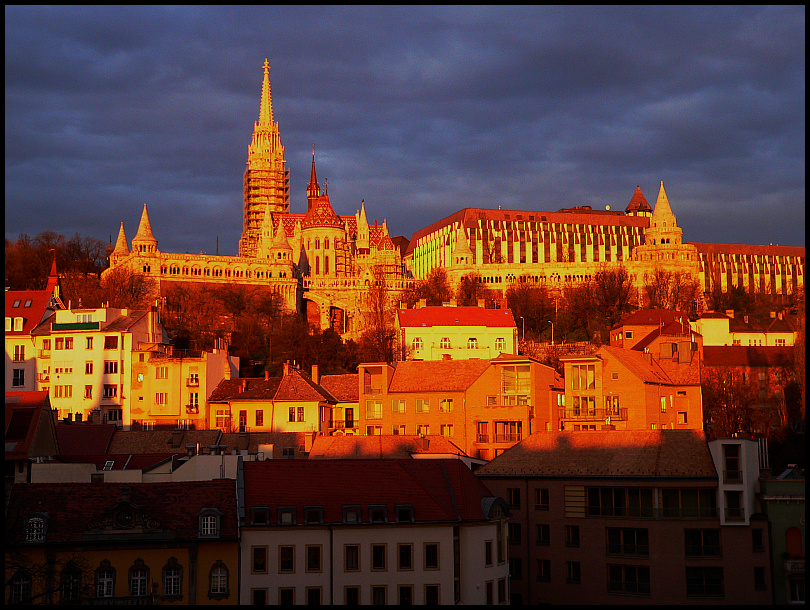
5, 6, 805, 257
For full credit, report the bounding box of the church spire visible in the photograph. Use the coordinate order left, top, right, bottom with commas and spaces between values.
132, 204, 158, 254
112, 222, 130, 259
258, 58, 273, 126
307, 145, 321, 210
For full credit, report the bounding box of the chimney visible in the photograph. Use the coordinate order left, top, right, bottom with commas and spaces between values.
477, 299, 485, 308
725, 310, 734, 319
283, 361, 290, 376
744, 315, 749, 324
265, 370, 269, 381
770, 311, 777, 319
223, 357, 231, 380
311, 364, 319, 384
240, 380, 247, 393
418, 298, 427, 309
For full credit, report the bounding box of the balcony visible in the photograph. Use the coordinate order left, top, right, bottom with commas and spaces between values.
38, 349, 51, 359
476, 434, 489, 443
558, 407, 628, 422
784, 558, 805, 574
330, 420, 355, 430
37, 373, 50, 382
186, 377, 200, 387
494, 433, 522, 443
186, 404, 199, 414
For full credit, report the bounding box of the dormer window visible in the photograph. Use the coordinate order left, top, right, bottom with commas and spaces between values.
395, 505, 414, 523
369, 505, 388, 524
25, 515, 47, 542
198, 508, 223, 537
251, 507, 269, 525
277, 506, 296, 525
304, 506, 323, 524
343, 505, 361, 524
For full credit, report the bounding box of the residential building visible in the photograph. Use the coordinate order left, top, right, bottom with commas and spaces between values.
30, 305, 167, 426
206, 364, 336, 434
5, 480, 239, 605
5, 258, 64, 392
319, 372, 359, 435
759, 465, 805, 605
396, 302, 518, 360
476, 429, 773, 605
693, 310, 800, 347
5, 391, 60, 484
239, 458, 511, 605
357, 354, 559, 460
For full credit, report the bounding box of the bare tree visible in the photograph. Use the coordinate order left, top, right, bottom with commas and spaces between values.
643, 268, 701, 314
702, 368, 762, 439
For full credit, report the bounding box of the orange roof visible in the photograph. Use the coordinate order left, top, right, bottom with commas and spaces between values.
309, 434, 466, 459
388, 359, 490, 393
477, 429, 714, 478
397, 306, 516, 328
6, 391, 59, 460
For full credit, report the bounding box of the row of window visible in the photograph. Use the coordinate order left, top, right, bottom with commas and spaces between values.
257, 583, 443, 605
411, 337, 507, 351
8, 558, 229, 604
524, 560, 766, 597
251, 504, 415, 526
38, 336, 120, 351
366, 398, 455, 418
251, 541, 441, 574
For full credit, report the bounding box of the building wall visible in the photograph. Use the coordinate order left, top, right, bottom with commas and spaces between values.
402, 323, 517, 361
481, 476, 772, 605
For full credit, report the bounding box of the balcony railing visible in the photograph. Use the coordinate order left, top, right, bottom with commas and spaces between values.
476, 434, 489, 443
186, 404, 199, 414
494, 433, 522, 443
37, 373, 50, 382
784, 558, 805, 574
38, 349, 51, 359
186, 377, 200, 387
558, 407, 628, 422
330, 420, 355, 430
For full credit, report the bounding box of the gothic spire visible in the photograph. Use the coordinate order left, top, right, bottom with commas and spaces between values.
132, 203, 158, 253
112, 221, 130, 257
258, 58, 273, 127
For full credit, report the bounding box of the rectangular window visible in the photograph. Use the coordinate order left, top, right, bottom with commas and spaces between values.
686, 566, 723, 597
486, 581, 494, 605
104, 336, 118, 350
588, 487, 655, 517
55, 337, 64, 350
398, 543, 413, 570
508, 522, 522, 545
685, 529, 721, 557
367, 425, 382, 435
571, 364, 595, 390
65, 337, 73, 350
366, 399, 383, 419
425, 584, 440, 605
279, 588, 295, 605
565, 525, 580, 548
86, 337, 93, 349
103, 385, 117, 399
607, 527, 649, 556
424, 543, 439, 570
507, 488, 521, 509
566, 561, 581, 584
279, 546, 294, 573
485, 540, 493, 566
155, 392, 167, 405
288, 407, 296, 422
608, 565, 651, 595
416, 424, 430, 436
255, 410, 263, 426
440, 424, 454, 437
439, 398, 453, 412
536, 488, 550, 510
372, 544, 387, 570
393, 424, 406, 435
104, 360, 118, 374
536, 523, 550, 546
537, 559, 551, 582
345, 544, 360, 571
13, 345, 25, 361
252, 546, 268, 573
84, 385, 93, 399
345, 586, 360, 605
392, 399, 406, 413
297, 406, 304, 422
86, 361, 94, 374
239, 410, 247, 429
12, 368, 25, 387
660, 488, 717, 518
306, 545, 322, 572
416, 398, 430, 413
371, 586, 386, 605
156, 366, 168, 379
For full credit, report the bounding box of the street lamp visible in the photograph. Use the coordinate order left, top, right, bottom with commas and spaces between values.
548, 320, 554, 345
519, 316, 525, 342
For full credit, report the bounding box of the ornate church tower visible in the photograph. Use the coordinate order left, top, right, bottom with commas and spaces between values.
240, 59, 290, 258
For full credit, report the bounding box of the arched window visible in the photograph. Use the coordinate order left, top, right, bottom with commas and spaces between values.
10, 571, 32, 604
495, 338, 506, 352
25, 516, 46, 542
315, 257, 320, 275
324, 256, 330, 275
324, 238, 330, 249
315, 238, 320, 249
95, 560, 116, 598
162, 557, 183, 598
412, 337, 423, 351
468, 338, 478, 350
208, 561, 229, 599
440, 337, 451, 349
129, 559, 149, 597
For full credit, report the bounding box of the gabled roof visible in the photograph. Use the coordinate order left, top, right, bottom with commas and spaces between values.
242, 459, 498, 524
208, 368, 336, 403
397, 306, 517, 328
56, 423, 116, 456
614, 308, 688, 330
703, 346, 794, 368
630, 320, 695, 352
5, 391, 59, 460
5, 480, 238, 544
476, 429, 715, 478
625, 185, 653, 214
599, 345, 682, 385
5, 288, 58, 336
319, 374, 359, 402
388, 359, 490, 393
309, 434, 467, 459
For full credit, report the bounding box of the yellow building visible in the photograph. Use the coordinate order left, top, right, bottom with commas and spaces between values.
5, 480, 239, 605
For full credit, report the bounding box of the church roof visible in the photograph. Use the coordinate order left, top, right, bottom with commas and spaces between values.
302, 194, 344, 229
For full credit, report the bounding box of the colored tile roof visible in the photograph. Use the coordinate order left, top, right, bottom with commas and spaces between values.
242, 458, 497, 524
6, 391, 59, 460
5, 290, 56, 336
56, 423, 116, 456
397, 306, 517, 328
614, 308, 689, 330
5, 479, 238, 544
703, 346, 795, 368
476, 429, 715, 478
387, 359, 490, 393
319, 374, 359, 401
309, 434, 467, 459
208, 368, 336, 403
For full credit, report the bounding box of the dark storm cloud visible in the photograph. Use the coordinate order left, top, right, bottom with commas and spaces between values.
5, 6, 804, 256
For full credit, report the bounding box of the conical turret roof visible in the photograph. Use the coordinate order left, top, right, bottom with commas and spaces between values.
302, 194, 343, 229
112, 222, 130, 256
625, 186, 652, 214
133, 204, 157, 244
651, 181, 675, 223
272, 216, 293, 250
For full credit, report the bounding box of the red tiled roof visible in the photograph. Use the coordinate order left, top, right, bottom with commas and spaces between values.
388, 359, 490, 393
703, 346, 795, 368
476, 429, 715, 478
309, 434, 466, 459
6, 391, 58, 460
56, 423, 116, 456
319, 374, 359, 402
5, 290, 55, 335
242, 459, 497, 524
107, 429, 222, 454
615, 309, 688, 330
397, 306, 517, 328
209, 369, 335, 403
5, 480, 238, 544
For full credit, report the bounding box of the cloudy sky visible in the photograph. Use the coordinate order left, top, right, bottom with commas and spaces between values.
5, 6, 805, 256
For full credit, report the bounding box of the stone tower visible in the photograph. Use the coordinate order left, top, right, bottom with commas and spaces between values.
240, 59, 290, 258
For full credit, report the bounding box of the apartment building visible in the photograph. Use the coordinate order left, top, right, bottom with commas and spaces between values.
5, 391, 60, 484
239, 458, 511, 605
396, 303, 518, 360
476, 429, 772, 605
357, 354, 559, 460
693, 310, 799, 347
